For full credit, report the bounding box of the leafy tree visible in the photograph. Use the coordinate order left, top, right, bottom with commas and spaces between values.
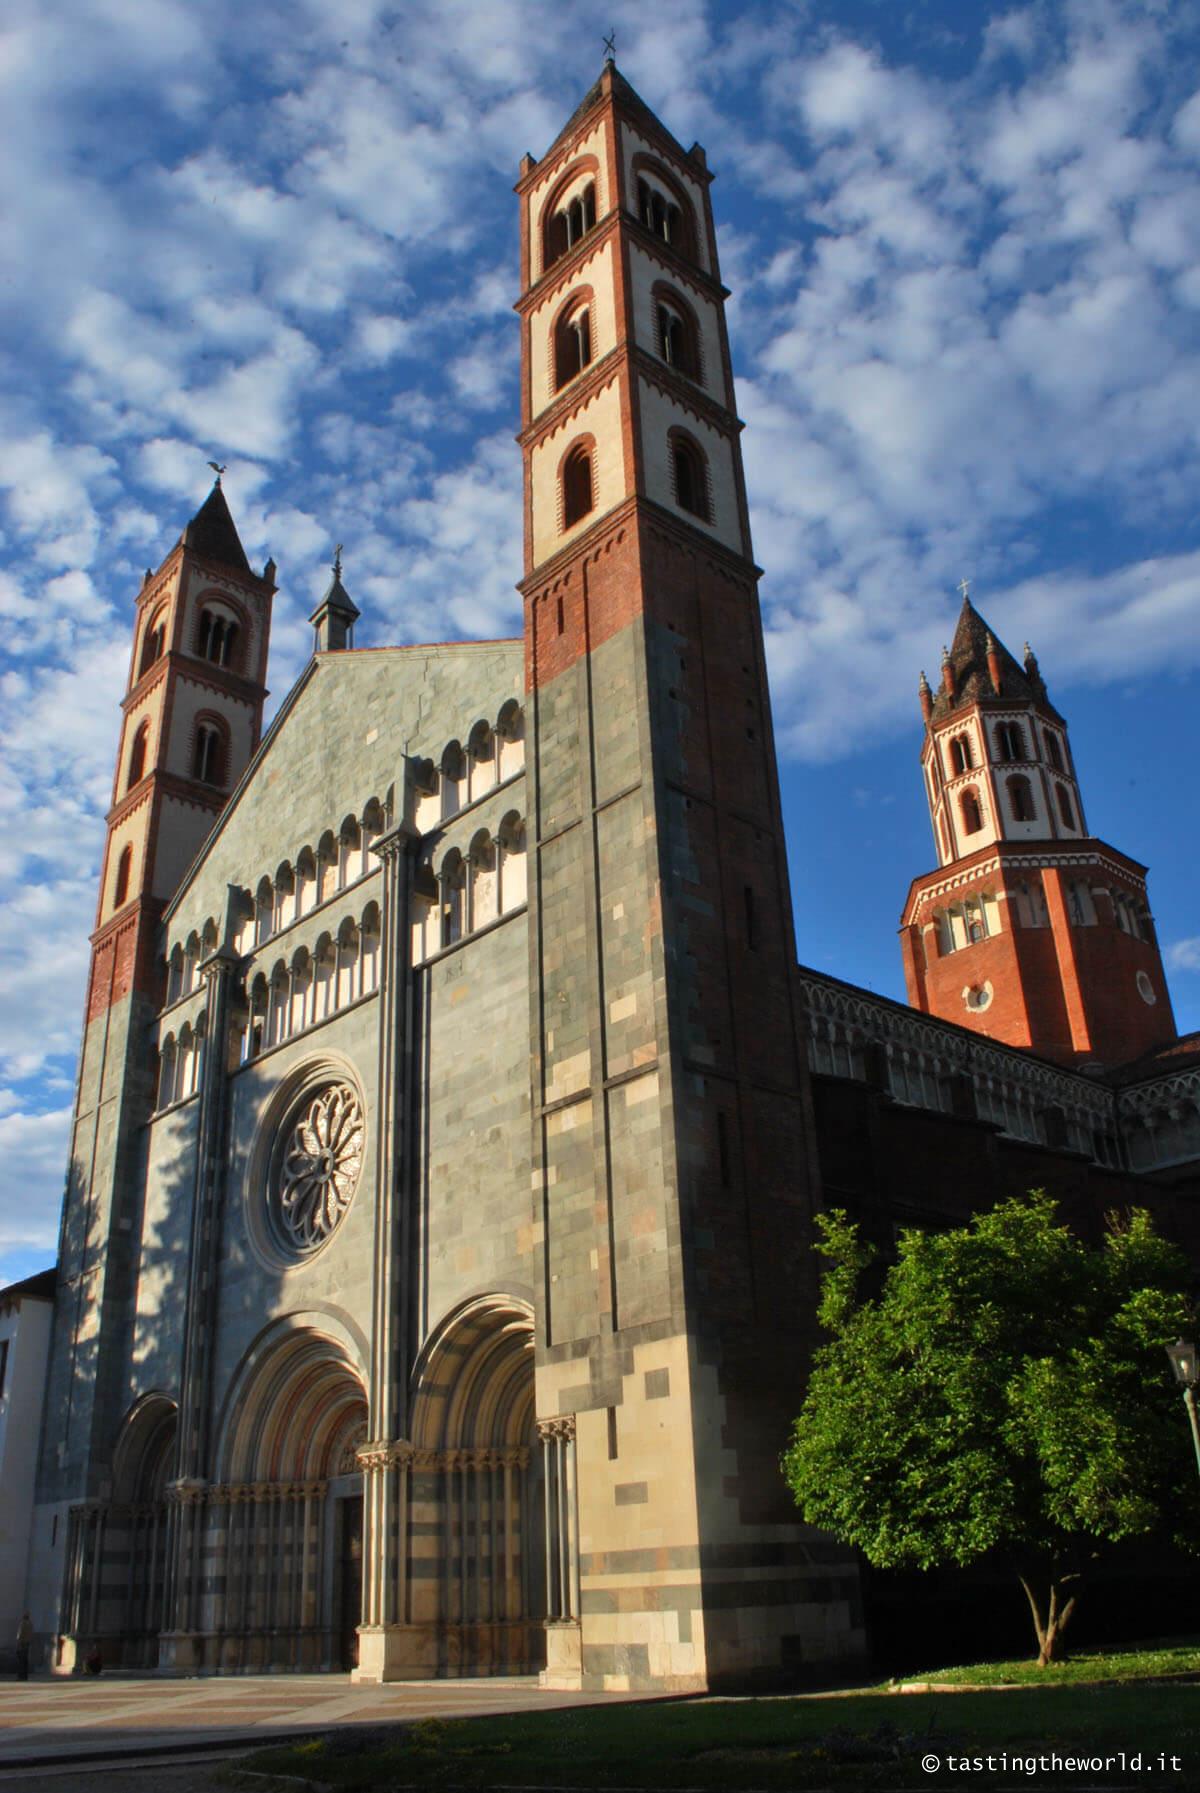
782, 1192, 1196, 1664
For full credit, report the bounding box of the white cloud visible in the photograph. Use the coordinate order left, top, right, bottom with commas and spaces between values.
0, 430, 116, 571
450, 334, 515, 411
730, 4, 1200, 766
0, 1103, 72, 1263
1167, 938, 1200, 974
137, 438, 221, 496
354, 316, 415, 364
169, 326, 321, 460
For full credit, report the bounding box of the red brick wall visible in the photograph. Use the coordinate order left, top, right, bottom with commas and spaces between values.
905, 856, 1177, 1070
524, 508, 641, 693
1070, 919, 1177, 1062
86, 901, 166, 1021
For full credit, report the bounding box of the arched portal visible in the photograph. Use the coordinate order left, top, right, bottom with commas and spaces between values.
400, 1296, 545, 1676
209, 1324, 368, 1672
60, 1395, 177, 1670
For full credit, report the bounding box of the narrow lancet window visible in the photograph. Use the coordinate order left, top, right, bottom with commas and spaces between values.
562, 446, 593, 528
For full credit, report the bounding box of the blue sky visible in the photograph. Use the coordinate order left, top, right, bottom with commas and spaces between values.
2, 0, 1198, 1283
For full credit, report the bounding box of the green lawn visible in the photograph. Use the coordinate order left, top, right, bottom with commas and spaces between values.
894, 1639, 1200, 1687
238, 1679, 1200, 1790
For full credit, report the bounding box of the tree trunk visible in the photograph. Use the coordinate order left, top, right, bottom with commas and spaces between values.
1018, 1564, 1081, 1666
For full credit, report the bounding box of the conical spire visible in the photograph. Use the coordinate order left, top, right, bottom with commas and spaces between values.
929, 594, 1061, 723
181, 478, 251, 574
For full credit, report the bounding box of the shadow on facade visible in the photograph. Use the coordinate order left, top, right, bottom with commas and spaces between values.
50, 1115, 376, 1675
52, 1062, 551, 1678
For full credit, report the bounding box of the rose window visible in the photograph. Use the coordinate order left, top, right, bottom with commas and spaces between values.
274, 1083, 364, 1253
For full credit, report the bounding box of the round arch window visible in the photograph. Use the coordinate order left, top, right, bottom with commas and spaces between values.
1136, 971, 1157, 1006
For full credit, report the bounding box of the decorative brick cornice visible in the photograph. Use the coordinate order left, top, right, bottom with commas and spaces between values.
122, 651, 264, 716
518, 494, 759, 599
88, 894, 162, 955
622, 214, 726, 297
105, 769, 227, 831
519, 360, 623, 449
518, 495, 638, 593
902, 838, 1150, 926
518, 212, 726, 319
517, 211, 623, 316
629, 350, 742, 436
184, 554, 275, 597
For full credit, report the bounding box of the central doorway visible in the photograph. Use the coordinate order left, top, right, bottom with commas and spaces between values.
213, 1323, 368, 1671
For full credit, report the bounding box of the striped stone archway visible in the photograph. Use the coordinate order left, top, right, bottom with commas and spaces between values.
200, 1320, 368, 1671
356, 1295, 546, 1678
58, 1393, 177, 1671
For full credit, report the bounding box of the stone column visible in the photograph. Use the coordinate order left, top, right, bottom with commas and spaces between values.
502, 1449, 521, 1621
159, 921, 240, 1673
537, 1416, 580, 1686
60, 1501, 107, 1663
353, 819, 419, 1684
158, 1479, 206, 1671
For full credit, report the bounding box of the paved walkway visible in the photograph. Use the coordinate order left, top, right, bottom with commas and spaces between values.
0, 1673, 648, 1770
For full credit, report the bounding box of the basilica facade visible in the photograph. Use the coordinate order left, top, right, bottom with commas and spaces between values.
27, 64, 1200, 1691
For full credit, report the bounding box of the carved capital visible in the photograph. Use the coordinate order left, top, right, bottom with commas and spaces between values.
357, 1447, 393, 1472
166, 1477, 208, 1507
373, 820, 420, 864
536, 1414, 576, 1443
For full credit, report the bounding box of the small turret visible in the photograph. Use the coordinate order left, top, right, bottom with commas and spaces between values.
309, 546, 361, 653
901, 595, 1177, 1069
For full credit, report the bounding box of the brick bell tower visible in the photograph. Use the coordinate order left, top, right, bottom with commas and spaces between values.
39, 479, 273, 1521
900, 592, 1176, 1068
516, 63, 862, 1690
